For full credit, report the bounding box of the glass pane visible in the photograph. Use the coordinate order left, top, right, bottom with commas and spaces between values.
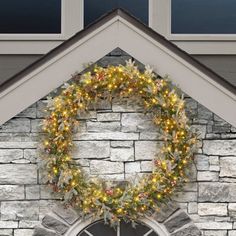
120, 221, 158, 236
0, 0, 61, 34
84, 0, 149, 27
171, 0, 236, 34
77, 220, 116, 236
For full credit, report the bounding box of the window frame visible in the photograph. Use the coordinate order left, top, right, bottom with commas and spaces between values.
149, 0, 236, 54
156, 0, 236, 41
66, 217, 169, 236
0, 0, 83, 41
170, 0, 236, 40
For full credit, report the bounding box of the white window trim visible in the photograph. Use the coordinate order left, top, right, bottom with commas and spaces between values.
0, 0, 83, 41
0, 0, 83, 54
2, 0, 236, 54
150, 0, 236, 54
0, 0, 156, 54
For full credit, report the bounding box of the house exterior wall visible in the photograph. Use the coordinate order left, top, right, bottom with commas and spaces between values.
0, 55, 42, 86
193, 55, 236, 87
0, 53, 235, 236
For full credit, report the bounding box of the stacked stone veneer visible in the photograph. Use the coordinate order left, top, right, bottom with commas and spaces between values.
0, 50, 235, 236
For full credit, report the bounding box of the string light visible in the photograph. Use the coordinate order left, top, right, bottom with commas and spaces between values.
41, 62, 198, 226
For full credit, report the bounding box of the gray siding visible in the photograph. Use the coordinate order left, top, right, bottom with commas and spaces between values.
0, 55, 42, 86
194, 55, 236, 87
0, 54, 236, 89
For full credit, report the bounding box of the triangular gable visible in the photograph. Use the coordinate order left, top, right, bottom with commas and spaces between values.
0, 9, 235, 127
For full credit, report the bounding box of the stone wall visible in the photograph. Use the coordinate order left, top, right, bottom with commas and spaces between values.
0, 50, 236, 236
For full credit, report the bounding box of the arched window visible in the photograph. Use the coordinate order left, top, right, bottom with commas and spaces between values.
66, 218, 169, 236
77, 220, 159, 236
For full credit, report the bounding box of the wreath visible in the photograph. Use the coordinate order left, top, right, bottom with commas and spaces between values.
41, 60, 198, 226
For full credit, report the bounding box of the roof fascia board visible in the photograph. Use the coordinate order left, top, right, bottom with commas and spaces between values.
0, 18, 120, 126
117, 18, 236, 127
118, 17, 236, 101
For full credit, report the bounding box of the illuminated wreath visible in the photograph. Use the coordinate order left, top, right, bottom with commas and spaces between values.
41, 60, 198, 225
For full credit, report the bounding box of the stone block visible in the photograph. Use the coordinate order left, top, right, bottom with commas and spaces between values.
170, 225, 201, 236
111, 141, 133, 148
173, 191, 197, 202
42, 215, 68, 234
97, 55, 131, 67
191, 124, 206, 139
198, 203, 227, 216
209, 165, 220, 171
0, 229, 13, 236
203, 140, 236, 156
26, 185, 40, 199
153, 202, 179, 223
78, 111, 97, 120
197, 171, 219, 181
209, 156, 219, 165
0, 185, 24, 200
185, 98, 197, 119
75, 132, 139, 141
17, 105, 36, 118
31, 119, 43, 132
40, 185, 62, 200
1, 201, 39, 220
96, 174, 125, 181
182, 182, 197, 192
90, 160, 123, 174
0, 149, 23, 163
212, 124, 231, 134
188, 202, 198, 214
75, 158, 90, 167
39, 200, 59, 221
89, 99, 111, 110
33, 226, 57, 236
164, 211, 191, 233
109, 47, 128, 56
97, 113, 120, 121
0, 221, 18, 229
229, 203, 236, 218
121, 113, 156, 132
196, 222, 232, 230
135, 141, 162, 160
195, 154, 209, 171
0, 118, 30, 133
204, 231, 227, 236
231, 127, 236, 133
24, 149, 38, 163
139, 132, 163, 140
199, 183, 236, 202
14, 229, 34, 236
229, 231, 236, 236
198, 104, 213, 120
125, 162, 141, 173
19, 220, 39, 228
0, 164, 37, 184
0, 142, 37, 149
36, 100, 48, 118
110, 148, 134, 162
112, 99, 143, 112
74, 141, 110, 159
140, 161, 153, 172
220, 157, 236, 177
87, 121, 120, 132
53, 205, 79, 225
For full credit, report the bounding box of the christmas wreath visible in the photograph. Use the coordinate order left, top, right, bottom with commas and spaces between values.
41, 60, 198, 225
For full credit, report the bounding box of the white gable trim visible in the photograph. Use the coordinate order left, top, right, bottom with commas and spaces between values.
0, 14, 235, 127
